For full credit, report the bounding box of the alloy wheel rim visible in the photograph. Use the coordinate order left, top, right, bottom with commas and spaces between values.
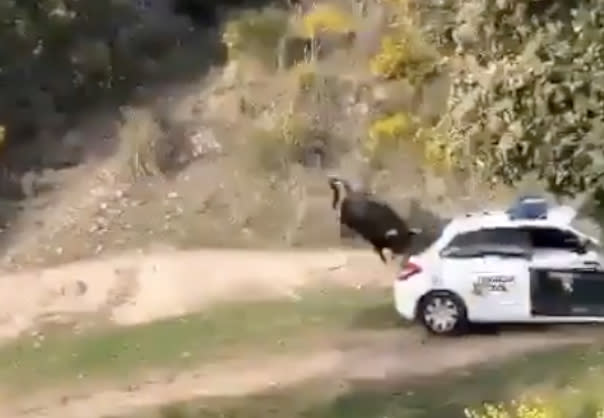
424, 297, 459, 332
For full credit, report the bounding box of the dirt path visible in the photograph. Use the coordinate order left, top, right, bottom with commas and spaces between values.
5, 327, 600, 418
0, 248, 394, 341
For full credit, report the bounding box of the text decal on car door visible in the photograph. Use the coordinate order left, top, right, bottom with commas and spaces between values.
472, 275, 515, 295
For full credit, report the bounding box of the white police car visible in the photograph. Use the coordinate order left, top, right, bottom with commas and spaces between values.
394, 196, 604, 335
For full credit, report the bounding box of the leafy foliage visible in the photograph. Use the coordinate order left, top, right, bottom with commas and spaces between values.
464, 396, 604, 418
438, 0, 604, 197
367, 112, 414, 148
365, 112, 417, 166
464, 398, 556, 418
413, 116, 463, 173
301, 3, 354, 39
369, 21, 441, 84
0, 0, 215, 145
222, 7, 289, 65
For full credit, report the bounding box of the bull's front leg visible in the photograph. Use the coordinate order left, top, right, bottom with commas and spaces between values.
373, 246, 387, 263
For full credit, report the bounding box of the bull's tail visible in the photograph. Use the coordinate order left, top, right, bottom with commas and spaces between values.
327, 176, 352, 210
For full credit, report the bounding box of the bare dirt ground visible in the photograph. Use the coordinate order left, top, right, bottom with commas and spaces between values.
0, 248, 602, 418
0, 248, 394, 341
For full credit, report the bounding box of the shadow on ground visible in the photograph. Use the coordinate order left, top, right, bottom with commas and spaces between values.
470, 322, 604, 336
134, 343, 604, 418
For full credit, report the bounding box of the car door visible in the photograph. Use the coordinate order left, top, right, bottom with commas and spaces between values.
466, 228, 532, 321
470, 253, 531, 321
439, 228, 532, 322
527, 226, 604, 317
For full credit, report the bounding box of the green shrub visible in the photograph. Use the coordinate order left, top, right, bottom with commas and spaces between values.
222, 7, 290, 67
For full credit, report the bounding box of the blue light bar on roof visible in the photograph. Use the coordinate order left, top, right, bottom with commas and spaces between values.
506, 195, 548, 220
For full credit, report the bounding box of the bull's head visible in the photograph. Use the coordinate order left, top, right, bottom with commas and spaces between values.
327, 176, 352, 210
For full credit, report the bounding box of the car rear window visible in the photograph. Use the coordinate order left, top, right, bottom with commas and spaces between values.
442, 228, 531, 258
446, 228, 530, 248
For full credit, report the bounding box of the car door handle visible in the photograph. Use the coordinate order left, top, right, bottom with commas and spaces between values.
582, 261, 601, 269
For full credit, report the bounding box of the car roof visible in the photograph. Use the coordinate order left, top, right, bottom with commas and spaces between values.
437, 205, 599, 248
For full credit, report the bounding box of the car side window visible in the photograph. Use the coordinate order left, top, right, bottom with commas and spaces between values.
525, 227, 582, 250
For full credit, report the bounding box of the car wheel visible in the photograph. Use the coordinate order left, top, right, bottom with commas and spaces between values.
419, 292, 468, 336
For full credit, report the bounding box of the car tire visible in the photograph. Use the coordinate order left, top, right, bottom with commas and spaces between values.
418, 291, 468, 336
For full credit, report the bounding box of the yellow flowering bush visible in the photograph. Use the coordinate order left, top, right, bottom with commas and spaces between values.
413, 121, 463, 173
464, 398, 557, 418
369, 23, 440, 83
301, 4, 354, 38
368, 111, 413, 141
365, 112, 416, 164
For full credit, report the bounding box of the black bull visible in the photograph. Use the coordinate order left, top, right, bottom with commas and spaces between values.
328, 176, 421, 263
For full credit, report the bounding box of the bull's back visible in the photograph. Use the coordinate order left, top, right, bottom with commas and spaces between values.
341, 199, 408, 237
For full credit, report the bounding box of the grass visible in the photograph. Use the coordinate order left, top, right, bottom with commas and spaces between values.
0, 285, 399, 393
120, 343, 604, 418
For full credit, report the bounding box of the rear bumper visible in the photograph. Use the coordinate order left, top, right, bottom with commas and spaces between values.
393, 282, 420, 321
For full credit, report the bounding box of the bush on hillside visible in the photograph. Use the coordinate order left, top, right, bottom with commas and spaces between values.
301, 3, 355, 39
413, 117, 462, 173
465, 398, 555, 418
367, 112, 414, 147
369, 15, 440, 84
365, 112, 417, 166
464, 397, 604, 418
250, 101, 340, 172
221, 7, 290, 67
